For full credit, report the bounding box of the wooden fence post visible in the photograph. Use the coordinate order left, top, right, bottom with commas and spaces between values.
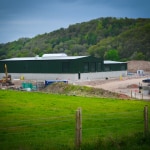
131, 90, 132, 98
75, 108, 82, 149
144, 105, 149, 136
141, 93, 143, 100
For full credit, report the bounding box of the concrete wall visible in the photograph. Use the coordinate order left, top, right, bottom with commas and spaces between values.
80, 71, 127, 80
0, 71, 127, 82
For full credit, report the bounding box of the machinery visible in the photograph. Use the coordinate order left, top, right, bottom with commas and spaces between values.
142, 78, 150, 95
0, 64, 14, 86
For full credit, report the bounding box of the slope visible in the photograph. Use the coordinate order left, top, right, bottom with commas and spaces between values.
0, 17, 150, 61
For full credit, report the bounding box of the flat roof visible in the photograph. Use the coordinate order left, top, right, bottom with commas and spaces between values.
1, 54, 126, 64
1, 56, 87, 61
42, 53, 67, 57
104, 60, 126, 64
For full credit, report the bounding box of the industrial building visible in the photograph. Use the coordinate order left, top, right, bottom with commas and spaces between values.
0, 54, 127, 81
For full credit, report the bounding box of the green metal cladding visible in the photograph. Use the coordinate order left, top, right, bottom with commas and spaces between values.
0, 56, 108, 74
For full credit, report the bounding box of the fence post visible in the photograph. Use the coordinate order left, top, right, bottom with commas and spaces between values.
141, 93, 143, 100
131, 90, 132, 98
144, 105, 149, 137
75, 108, 82, 149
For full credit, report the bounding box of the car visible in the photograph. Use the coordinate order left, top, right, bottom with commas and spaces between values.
142, 79, 150, 83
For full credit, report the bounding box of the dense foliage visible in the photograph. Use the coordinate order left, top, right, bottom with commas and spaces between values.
0, 17, 150, 61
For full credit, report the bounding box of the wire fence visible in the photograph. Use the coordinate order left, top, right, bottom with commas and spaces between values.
0, 106, 149, 149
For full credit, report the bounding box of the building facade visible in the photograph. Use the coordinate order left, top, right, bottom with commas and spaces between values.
0, 54, 127, 81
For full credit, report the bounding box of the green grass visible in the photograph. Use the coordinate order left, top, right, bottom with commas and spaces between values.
43, 82, 119, 98
0, 90, 150, 150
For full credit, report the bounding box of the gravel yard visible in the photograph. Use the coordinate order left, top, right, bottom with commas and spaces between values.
76, 76, 150, 100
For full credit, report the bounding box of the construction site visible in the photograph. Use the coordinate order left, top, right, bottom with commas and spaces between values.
0, 60, 150, 100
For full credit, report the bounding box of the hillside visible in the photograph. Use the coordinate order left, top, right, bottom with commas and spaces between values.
0, 17, 150, 61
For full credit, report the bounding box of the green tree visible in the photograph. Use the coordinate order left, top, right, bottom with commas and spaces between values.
130, 51, 145, 60
104, 49, 119, 61
0, 17, 150, 61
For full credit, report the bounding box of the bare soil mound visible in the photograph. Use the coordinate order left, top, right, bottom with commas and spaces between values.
118, 94, 131, 99
127, 84, 139, 88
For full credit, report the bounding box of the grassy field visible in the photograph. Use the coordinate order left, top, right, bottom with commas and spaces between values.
0, 90, 150, 149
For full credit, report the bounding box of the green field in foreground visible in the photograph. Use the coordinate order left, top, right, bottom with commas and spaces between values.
0, 90, 150, 150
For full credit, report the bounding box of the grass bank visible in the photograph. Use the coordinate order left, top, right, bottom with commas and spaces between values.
42, 82, 124, 98
0, 90, 149, 149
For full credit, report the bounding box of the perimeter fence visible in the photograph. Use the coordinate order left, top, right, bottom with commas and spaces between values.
0, 106, 149, 149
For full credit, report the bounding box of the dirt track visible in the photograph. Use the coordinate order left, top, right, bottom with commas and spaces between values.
94, 78, 145, 91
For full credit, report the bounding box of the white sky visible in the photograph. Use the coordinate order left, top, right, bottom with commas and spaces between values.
0, 0, 149, 43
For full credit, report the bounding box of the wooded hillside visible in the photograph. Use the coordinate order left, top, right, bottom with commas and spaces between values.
0, 17, 150, 61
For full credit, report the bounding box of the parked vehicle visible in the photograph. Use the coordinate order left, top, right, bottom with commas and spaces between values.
0, 64, 14, 86
142, 79, 150, 83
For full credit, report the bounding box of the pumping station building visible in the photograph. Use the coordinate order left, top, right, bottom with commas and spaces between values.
0, 53, 127, 81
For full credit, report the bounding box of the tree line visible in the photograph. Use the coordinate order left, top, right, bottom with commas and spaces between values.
0, 17, 150, 61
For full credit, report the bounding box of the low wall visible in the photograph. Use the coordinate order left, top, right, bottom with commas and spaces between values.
80, 71, 127, 80
0, 71, 127, 82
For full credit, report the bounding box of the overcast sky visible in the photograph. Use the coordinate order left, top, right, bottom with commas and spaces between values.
0, 0, 149, 43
